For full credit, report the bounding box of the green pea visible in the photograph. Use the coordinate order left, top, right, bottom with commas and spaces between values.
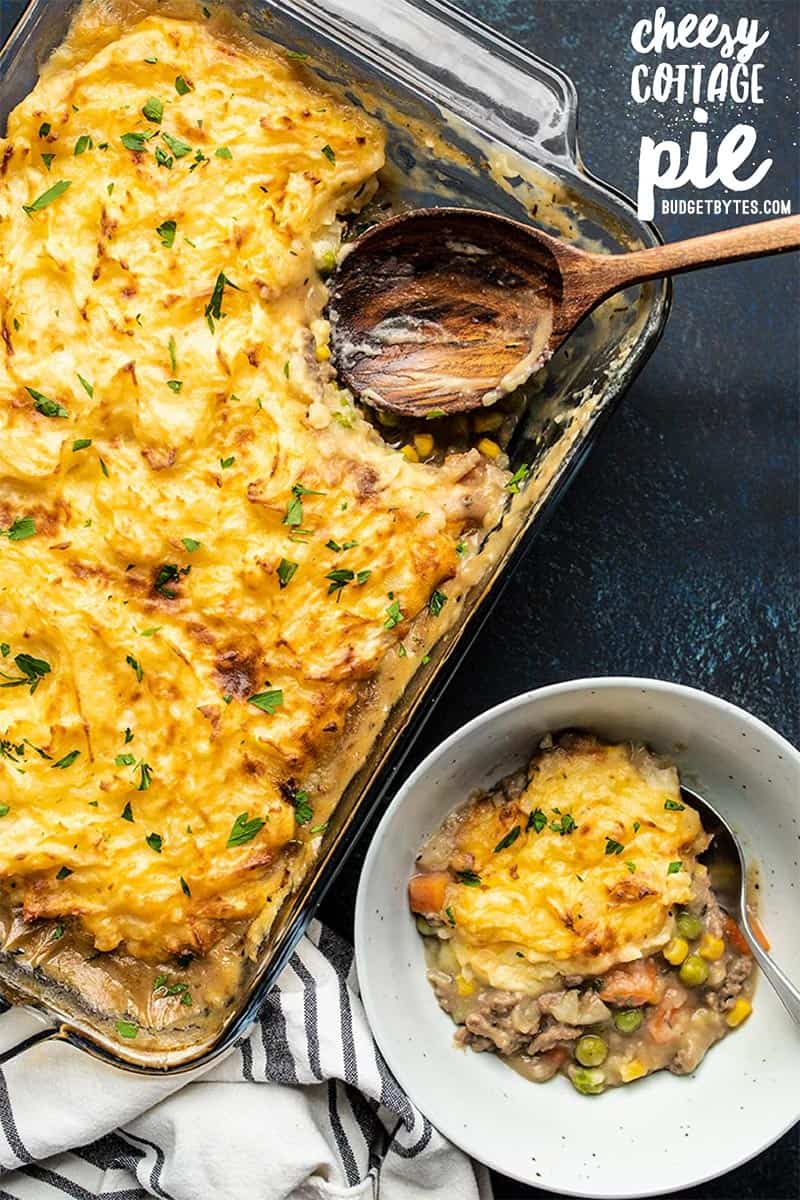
415, 916, 435, 937
679, 954, 710, 987
614, 1009, 643, 1035
570, 1066, 605, 1095
676, 911, 703, 940
575, 1034, 608, 1067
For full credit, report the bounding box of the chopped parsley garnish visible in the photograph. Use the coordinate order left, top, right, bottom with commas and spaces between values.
527, 808, 547, 833
166, 379, 183, 392
0, 653, 51, 694
494, 825, 521, 853
144, 56, 159, 65
27, 387, 69, 418
625, 861, 637, 873
121, 131, 154, 152
52, 750, 80, 770
215, 146, 232, 159
283, 482, 323, 527
664, 799, 685, 811
320, 143, 336, 164
445, 906, 456, 926
424, 408, 446, 420
22, 179, 71, 216
286, 49, 308, 60
140, 627, 161, 637
39, 122, 51, 138
74, 134, 92, 155
126, 654, 143, 683
180, 875, 191, 896
175, 75, 192, 95
326, 568, 355, 597
667, 861, 682, 875
550, 812, 576, 835
41, 153, 55, 170
157, 219, 177, 247
56, 866, 73, 880
124, 727, 134, 743
2, 515, 36, 541
76, 373, 94, 398
505, 463, 530, 494
99, 457, 109, 477
146, 832, 162, 853
181, 537, 201, 553
138, 762, 153, 791
121, 801, 134, 822
220, 456, 235, 469
456, 870, 481, 887
155, 146, 173, 169
277, 558, 298, 589
162, 130, 192, 158
633, 820, 641, 833
50, 923, 65, 941
384, 599, 404, 629
205, 270, 241, 331
154, 562, 190, 598
168, 335, 178, 373
455, 540, 467, 555
116, 1019, 138, 1039
293, 789, 313, 825
309, 822, 328, 835
142, 97, 164, 124
227, 811, 265, 848
115, 753, 135, 767
0, 805, 9, 818
605, 837, 625, 855
248, 688, 283, 714
428, 589, 447, 617
326, 539, 342, 552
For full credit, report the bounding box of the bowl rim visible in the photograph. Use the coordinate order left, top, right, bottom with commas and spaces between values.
354, 675, 800, 1198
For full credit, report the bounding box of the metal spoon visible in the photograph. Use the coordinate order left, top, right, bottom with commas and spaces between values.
328, 208, 800, 418
681, 785, 800, 1025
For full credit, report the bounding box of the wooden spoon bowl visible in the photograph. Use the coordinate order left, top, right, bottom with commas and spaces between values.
327, 207, 800, 419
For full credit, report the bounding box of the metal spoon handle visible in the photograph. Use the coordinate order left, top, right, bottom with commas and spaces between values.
741, 915, 800, 1026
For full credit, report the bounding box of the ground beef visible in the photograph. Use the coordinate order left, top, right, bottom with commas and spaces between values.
457, 990, 542, 1055
529, 1022, 582, 1054
707, 955, 752, 1011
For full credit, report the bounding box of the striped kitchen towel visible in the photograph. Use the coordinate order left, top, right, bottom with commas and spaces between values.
0, 921, 490, 1200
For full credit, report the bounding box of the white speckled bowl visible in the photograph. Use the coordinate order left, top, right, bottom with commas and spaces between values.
355, 678, 800, 1198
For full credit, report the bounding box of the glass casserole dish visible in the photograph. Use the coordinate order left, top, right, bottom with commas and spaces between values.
0, 0, 670, 1073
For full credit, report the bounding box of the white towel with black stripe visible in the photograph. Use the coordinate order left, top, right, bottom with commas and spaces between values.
0, 921, 491, 1200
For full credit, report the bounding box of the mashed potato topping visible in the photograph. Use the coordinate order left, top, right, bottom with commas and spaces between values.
417, 736, 708, 990
0, 3, 505, 965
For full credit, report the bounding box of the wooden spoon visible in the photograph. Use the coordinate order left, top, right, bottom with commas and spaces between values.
327, 208, 800, 418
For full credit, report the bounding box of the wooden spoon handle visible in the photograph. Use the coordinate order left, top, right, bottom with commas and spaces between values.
580, 214, 800, 301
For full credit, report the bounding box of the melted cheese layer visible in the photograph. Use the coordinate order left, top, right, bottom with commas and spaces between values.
0, 7, 504, 960
444, 738, 708, 989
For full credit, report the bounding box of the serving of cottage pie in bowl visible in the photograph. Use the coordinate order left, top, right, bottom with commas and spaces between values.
354, 679, 800, 1197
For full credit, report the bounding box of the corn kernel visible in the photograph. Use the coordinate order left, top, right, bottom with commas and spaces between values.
620, 1059, 647, 1083
663, 936, 689, 965
477, 438, 501, 460
698, 933, 725, 961
725, 998, 752, 1028
400, 444, 419, 463
413, 433, 434, 459
315, 343, 331, 362
473, 411, 504, 433
455, 975, 476, 997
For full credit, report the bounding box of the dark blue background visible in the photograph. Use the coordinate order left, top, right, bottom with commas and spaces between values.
1, 1, 797, 1197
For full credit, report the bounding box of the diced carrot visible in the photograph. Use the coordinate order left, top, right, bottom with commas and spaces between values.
647, 985, 688, 1044
722, 913, 751, 957
749, 914, 771, 952
408, 871, 449, 915
599, 957, 659, 1007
